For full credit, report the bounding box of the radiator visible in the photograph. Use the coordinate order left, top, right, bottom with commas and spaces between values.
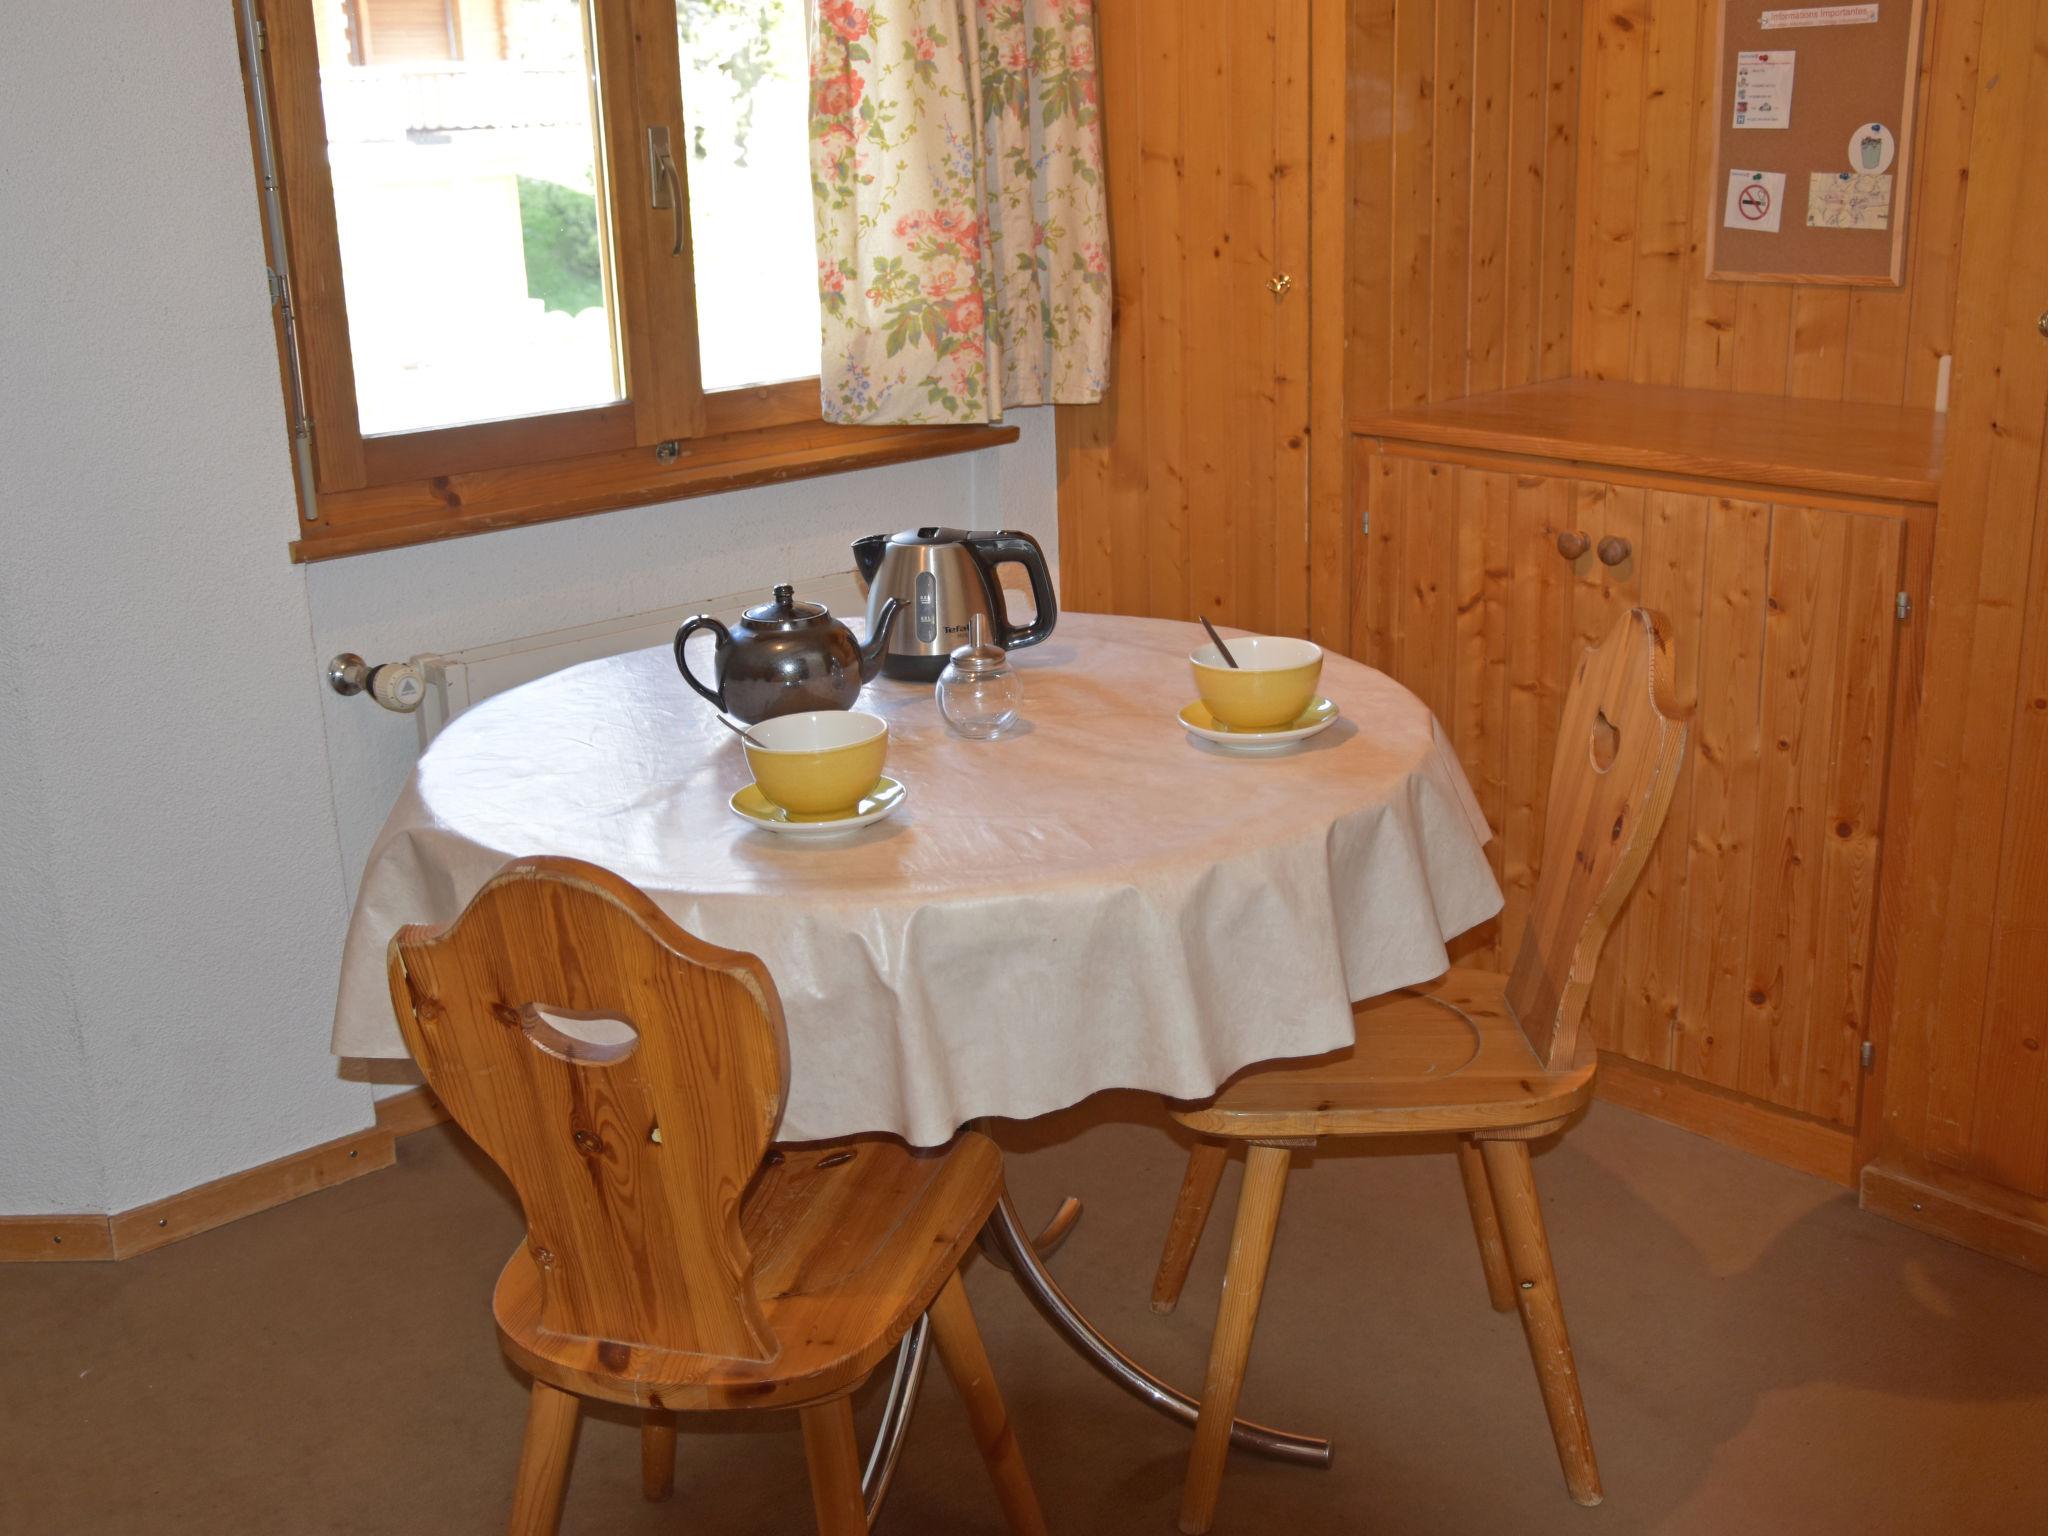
410, 570, 871, 747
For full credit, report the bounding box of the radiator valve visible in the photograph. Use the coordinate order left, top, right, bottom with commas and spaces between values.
327, 653, 425, 713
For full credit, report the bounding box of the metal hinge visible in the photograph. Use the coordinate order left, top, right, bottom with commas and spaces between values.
1896, 591, 1911, 621
1361, 506, 1370, 537
1860, 1040, 1875, 1071
265, 265, 286, 307
254, 18, 267, 50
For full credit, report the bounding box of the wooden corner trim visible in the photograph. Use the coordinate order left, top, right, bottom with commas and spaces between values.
373, 1085, 451, 1138
0, 1125, 396, 1264
106, 1126, 396, 1260
1860, 1163, 2048, 1278
0, 1213, 116, 1263
1593, 1052, 1859, 1188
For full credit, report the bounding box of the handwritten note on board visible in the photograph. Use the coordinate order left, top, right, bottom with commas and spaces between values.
1807, 172, 1891, 229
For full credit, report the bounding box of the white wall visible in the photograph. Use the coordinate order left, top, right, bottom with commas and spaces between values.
0, 1, 1055, 1216
0, 604, 107, 1214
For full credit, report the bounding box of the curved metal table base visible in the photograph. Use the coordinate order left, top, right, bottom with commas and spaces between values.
860, 1192, 1328, 1527
861, 1316, 930, 1525
984, 1193, 1331, 1467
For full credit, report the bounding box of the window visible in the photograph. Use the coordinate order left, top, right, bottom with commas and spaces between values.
241, 0, 1013, 561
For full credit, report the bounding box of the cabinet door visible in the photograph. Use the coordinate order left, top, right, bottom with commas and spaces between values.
1053, 0, 1313, 632
1357, 448, 1906, 1132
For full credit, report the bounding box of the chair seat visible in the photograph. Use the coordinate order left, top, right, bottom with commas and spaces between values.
496, 1131, 1003, 1411
1172, 966, 1597, 1140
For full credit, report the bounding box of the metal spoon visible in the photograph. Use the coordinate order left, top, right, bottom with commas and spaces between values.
718, 715, 773, 749
1199, 614, 1241, 669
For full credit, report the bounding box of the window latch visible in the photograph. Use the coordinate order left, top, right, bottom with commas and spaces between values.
647, 126, 683, 257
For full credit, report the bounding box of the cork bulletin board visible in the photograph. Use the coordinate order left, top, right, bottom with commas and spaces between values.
1705, 0, 1926, 285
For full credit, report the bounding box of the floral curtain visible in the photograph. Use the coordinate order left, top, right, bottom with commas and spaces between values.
810, 0, 1110, 424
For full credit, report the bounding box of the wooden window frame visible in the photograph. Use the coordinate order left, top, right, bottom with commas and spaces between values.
239, 0, 1014, 563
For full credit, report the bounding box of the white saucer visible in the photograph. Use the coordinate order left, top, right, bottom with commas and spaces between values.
729, 776, 907, 837
1178, 697, 1339, 751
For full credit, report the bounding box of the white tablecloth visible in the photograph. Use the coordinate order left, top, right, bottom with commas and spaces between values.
331, 613, 1502, 1144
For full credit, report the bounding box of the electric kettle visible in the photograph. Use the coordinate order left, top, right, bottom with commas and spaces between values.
851, 527, 1058, 680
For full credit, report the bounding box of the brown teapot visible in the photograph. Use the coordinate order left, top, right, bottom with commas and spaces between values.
673, 585, 902, 723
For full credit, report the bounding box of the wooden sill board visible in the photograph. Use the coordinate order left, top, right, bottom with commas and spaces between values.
1353, 380, 1944, 505
292, 421, 1020, 563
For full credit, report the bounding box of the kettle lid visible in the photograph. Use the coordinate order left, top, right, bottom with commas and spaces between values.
887, 526, 971, 547
741, 583, 830, 629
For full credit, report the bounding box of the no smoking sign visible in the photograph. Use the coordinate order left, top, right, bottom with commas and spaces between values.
1723, 169, 1787, 234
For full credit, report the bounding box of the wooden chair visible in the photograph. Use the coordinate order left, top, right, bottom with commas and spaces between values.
1152, 608, 1690, 1534
385, 856, 1048, 1536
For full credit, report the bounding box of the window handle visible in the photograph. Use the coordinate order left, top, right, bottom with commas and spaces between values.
648, 126, 683, 256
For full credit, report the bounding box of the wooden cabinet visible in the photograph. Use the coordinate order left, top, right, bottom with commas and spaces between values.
1351, 383, 1936, 1174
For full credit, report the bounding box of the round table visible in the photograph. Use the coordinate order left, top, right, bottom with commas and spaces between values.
331, 611, 1502, 1489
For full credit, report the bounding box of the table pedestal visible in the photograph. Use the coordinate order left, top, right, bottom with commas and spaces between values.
859, 1190, 1330, 1522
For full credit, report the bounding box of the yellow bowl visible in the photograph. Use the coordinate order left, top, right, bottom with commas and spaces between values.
1189, 635, 1324, 730
741, 710, 890, 815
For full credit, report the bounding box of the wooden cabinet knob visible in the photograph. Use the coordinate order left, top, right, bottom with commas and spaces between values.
1555, 530, 1591, 560
1597, 535, 1632, 566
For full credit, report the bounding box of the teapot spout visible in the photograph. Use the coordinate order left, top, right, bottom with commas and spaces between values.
859, 597, 903, 682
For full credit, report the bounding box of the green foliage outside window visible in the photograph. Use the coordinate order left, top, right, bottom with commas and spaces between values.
517, 175, 604, 315
678, 0, 786, 167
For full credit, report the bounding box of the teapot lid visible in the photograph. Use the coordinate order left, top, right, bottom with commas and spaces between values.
741, 584, 830, 630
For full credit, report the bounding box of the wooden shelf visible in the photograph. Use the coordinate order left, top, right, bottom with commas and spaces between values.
1353, 380, 1944, 505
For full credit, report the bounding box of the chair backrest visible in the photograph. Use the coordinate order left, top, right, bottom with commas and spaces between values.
1505, 608, 1691, 1070
385, 857, 788, 1362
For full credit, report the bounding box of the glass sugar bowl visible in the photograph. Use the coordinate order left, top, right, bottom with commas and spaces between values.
935, 614, 1022, 738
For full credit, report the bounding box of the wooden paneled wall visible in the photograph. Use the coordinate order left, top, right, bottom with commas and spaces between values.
1572, 0, 1984, 404
1055, 0, 1312, 632
1878, 0, 2048, 1212
1346, 0, 1581, 413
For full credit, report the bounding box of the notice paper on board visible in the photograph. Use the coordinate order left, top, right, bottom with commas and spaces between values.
1733, 52, 1796, 129
1807, 172, 1892, 230
1724, 169, 1788, 233
1760, 5, 1879, 27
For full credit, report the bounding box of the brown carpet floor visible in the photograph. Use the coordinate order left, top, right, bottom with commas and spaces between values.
4, 1097, 2045, 1535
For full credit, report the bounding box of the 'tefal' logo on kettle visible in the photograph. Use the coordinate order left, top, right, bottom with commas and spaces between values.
915, 571, 938, 642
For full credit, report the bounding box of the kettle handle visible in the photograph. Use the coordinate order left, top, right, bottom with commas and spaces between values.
965, 530, 1059, 651
673, 615, 729, 711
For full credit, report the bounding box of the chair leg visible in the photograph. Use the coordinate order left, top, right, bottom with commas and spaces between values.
640, 1408, 677, 1502
928, 1268, 1050, 1536
799, 1396, 868, 1536
1478, 1138, 1602, 1506
1454, 1135, 1517, 1313
506, 1381, 580, 1536
1179, 1141, 1294, 1536
1153, 1138, 1232, 1314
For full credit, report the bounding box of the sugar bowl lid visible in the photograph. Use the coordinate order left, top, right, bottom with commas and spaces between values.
742, 583, 830, 630
946, 613, 1011, 675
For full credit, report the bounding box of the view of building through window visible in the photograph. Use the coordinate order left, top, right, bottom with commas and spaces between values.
314, 0, 820, 438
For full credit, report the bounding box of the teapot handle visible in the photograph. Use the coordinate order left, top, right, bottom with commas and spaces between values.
673, 615, 729, 711
965, 530, 1059, 651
